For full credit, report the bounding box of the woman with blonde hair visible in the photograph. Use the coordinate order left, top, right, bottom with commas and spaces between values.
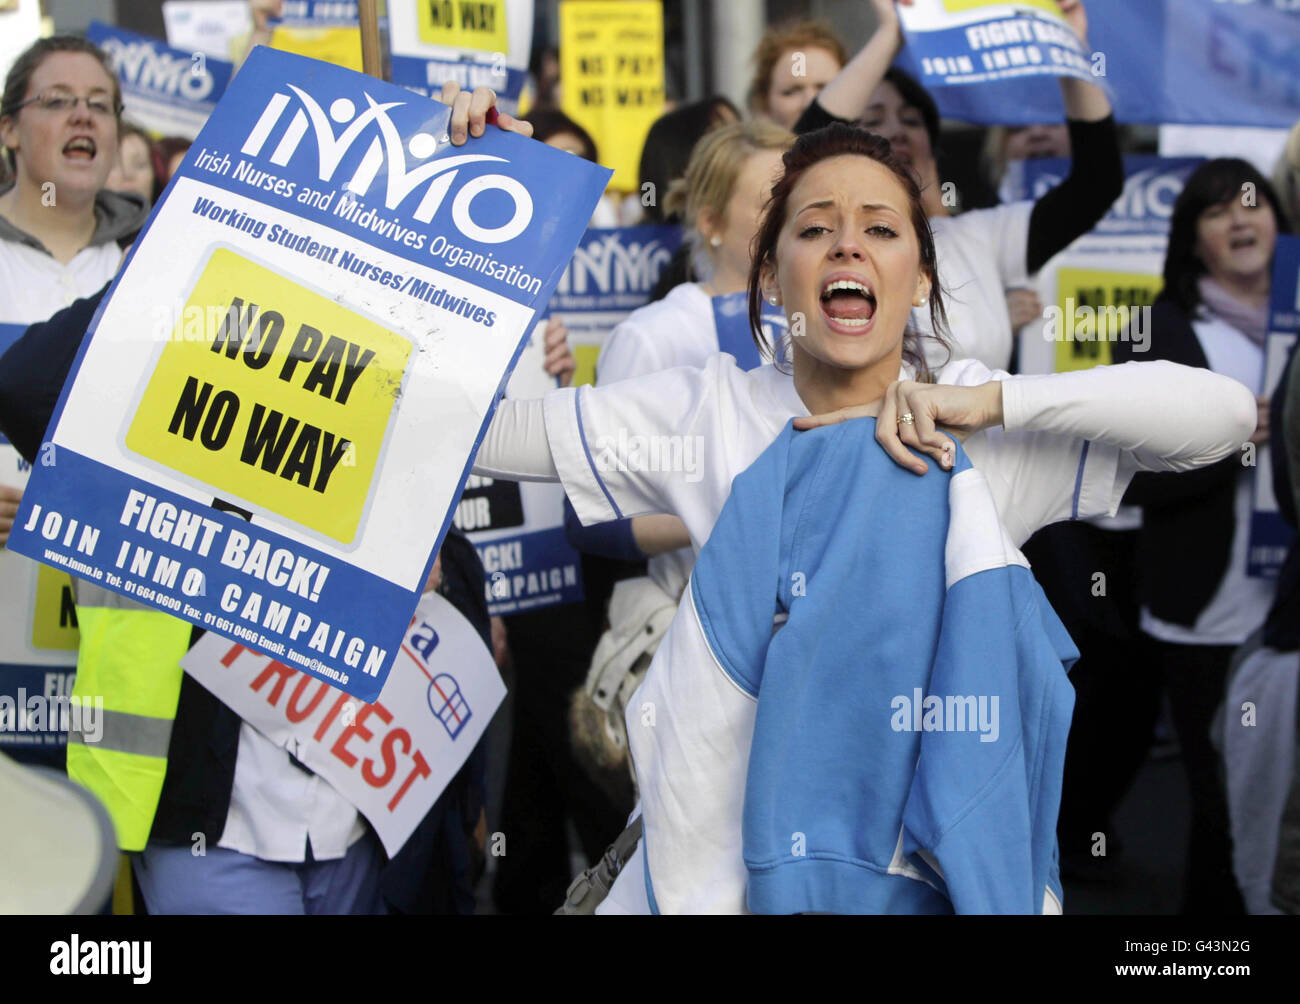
594, 119, 794, 578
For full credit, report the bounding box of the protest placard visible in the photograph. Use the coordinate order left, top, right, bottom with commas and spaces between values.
4, 46, 610, 704
162, 1, 253, 60
548, 224, 681, 385
0, 0, 42, 82
182, 589, 503, 855
87, 22, 233, 141
1248, 235, 1300, 578
895, 0, 1300, 127
389, 0, 533, 111
0, 326, 79, 767
268, 0, 364, 73
897, 0, 1095, 91
1014, 156, 1201, 375
560, 0, 665, 192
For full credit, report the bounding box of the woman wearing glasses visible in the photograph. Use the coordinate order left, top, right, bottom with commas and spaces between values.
0, 38, 146, 764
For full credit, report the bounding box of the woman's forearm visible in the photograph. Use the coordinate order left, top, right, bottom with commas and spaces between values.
812, 11, 903, 124
999, 361, 1257, 470
472, 397, 559, 481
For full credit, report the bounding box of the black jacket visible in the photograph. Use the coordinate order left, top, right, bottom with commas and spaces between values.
1112, 296, 1243, 626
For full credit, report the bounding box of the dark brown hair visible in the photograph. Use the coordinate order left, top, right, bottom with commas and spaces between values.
1, 36, 121, 169
747, 123, 950, 380
1162, 157, 1291, 317
747, 20, 847, 117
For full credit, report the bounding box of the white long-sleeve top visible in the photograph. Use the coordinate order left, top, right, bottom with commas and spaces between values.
473, 353, 1255, 914
474, 355, 1257, 553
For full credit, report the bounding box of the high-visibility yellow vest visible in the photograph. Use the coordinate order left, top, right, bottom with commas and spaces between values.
67, 581, 191, 852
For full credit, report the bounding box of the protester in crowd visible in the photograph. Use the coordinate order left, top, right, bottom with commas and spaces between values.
747, 20, 847, 130
0, 36, 146, 759
637, 96, 739, 225
795, 0, 1121, 373
1268, 341, 1300, 915
639, 96, 742, 299
445, 89, 1256, 912
1273, 119, 1300, 230
104, 121, 156, 211
1112, 157, 1291, 914
151, 136, 192, 201
0, 36, 144, 299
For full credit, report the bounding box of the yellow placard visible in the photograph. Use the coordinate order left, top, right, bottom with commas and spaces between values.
417, 0, 509, 54
572, 344, 600, 387
943, 0, 1062, 15
125, 248, 412, 544
269, 26, 363, 72
560, 0, 664, 192
1053, 267, 1161, 373
30, 564, 80, 651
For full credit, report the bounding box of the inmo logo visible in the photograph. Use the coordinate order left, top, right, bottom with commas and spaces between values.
103, 39, 215, 100
240, 87, 534, 242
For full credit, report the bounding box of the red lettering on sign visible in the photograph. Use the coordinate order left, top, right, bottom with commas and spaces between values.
364, 719, 407, 789
387, 749, 431, 811
330, 703, 378, 767
220, 644, 246, 667
285, 676, 328, 723
250, 659, 296, 706
313, 690, 353, 741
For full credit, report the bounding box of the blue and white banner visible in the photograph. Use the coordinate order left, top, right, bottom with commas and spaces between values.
896, 0, 1300, 127
4, 47, 609, 703
87, 22, 233, 140
1014, 155, 1201, 375
548, 224, 682, 380
271, 1, 361, 28
0, 324, 79, 767
1248, 234, 1300, 578
898, 0, 1096, 90
389, 0, 533, 108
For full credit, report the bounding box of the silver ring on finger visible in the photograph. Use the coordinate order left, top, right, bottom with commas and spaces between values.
898, 412, 915, 426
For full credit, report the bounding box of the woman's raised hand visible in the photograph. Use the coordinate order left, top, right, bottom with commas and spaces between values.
436, 82, 533, 145
542, 315, 577, 387
793, 380, 1004, 475
1055, 0, 1088, 44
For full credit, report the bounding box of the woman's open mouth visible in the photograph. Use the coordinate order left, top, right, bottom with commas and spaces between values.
62, 136, 97, 161
820, 277, 877, 333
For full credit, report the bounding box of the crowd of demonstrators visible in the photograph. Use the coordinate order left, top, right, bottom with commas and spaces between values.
3, 0, 1300, 919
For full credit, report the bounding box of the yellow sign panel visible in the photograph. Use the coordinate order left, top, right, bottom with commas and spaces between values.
560, 0, 664, 192
126, 248, 412, 544
269, 26, 363, 72
943, 0, 1062, 16
1053, 267, 1161, 373
572, 344, 599, 388
417, 0, 509, 54
30, 564, 80, 651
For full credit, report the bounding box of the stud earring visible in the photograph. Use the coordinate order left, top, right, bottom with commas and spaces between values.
710, 235, 722, 248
